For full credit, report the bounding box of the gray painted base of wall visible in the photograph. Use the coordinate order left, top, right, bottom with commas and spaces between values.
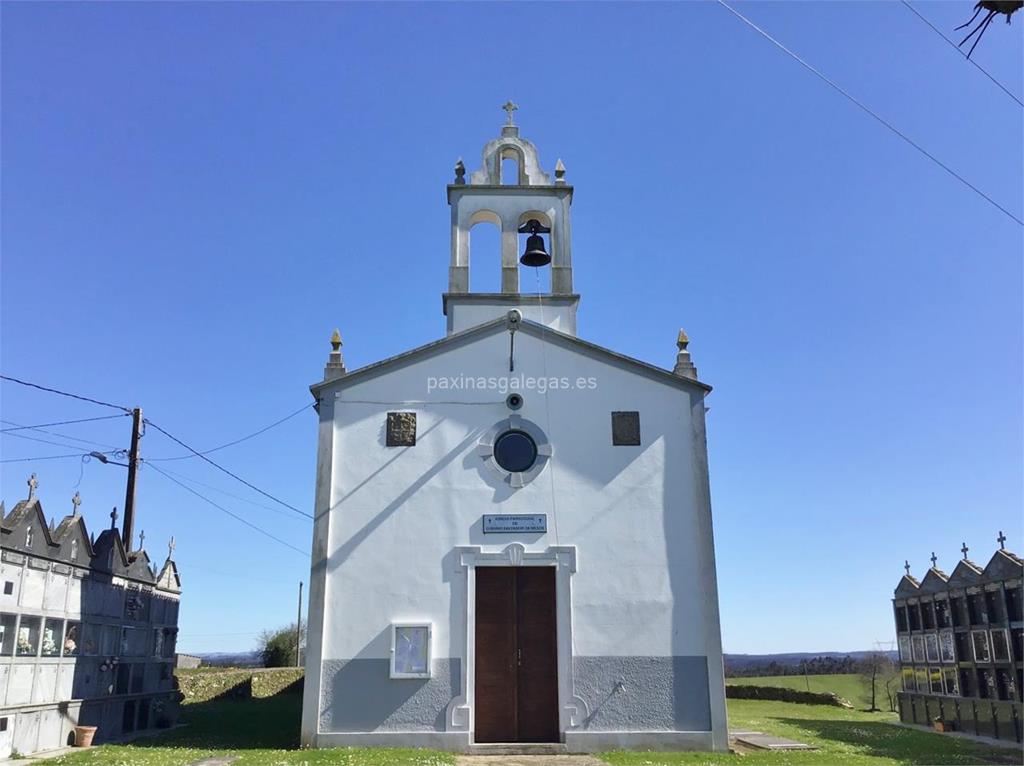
319, 658, 459, 732
565, 731, 721, 752
573, 656, 712, 731
313, 731, 472, 750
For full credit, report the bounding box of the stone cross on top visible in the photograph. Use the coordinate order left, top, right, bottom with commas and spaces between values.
961, 542, 969, 560
138, 530, 146, 551
110, 507, 118, 530
502, 100, 518, 126
168, 536, 176, 559
904, 560, 911, 576
27, 473, 38, 500
930, 552, 938, 568
998, 530, 1007, 550
71, 491, 82, 516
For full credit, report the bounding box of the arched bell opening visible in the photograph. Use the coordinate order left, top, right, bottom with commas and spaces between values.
516, 211, 554, 293
468, 211, 502, 293
498, 145, 526, 185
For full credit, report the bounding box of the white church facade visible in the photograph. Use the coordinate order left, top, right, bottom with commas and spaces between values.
301, 109, 729, 753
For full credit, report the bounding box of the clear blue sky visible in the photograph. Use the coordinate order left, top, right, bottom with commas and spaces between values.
2, 2, 1020, 656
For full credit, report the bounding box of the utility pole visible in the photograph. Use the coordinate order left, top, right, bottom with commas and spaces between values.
122, 407, 143, 550
296, 581, 303, 667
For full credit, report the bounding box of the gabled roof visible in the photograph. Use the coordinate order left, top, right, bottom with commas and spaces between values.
895, 574, 921, 597
946, 558, 984, 588
981, 549, 1024, 581
52, 514, 96, 560
310, 317, 711, 396
1, 498, 58, 550
919, 567, 949, 594
156, 557, 182, 592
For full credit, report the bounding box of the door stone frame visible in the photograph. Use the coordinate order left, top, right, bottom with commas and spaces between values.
444, 543, 588, 742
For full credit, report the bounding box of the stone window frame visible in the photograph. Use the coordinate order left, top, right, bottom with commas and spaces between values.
389, 622, 432, 680
924, 633, 940, 664
971, 629, 991, 662
477, 414, 552, 488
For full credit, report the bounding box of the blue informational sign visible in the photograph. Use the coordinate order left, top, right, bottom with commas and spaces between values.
482, 514, 547, 534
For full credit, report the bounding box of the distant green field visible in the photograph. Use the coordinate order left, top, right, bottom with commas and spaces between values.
727, 673, 864, 704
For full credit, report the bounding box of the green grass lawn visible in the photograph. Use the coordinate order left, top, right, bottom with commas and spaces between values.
40, 676, 1018, 766
725, 673, 864, 704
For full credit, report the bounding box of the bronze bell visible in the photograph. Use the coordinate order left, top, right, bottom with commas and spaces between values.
519, 219, 551, 267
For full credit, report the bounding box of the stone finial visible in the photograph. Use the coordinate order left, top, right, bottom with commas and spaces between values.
672, 328, 698, 379
27, 473, 38, 500
71, 491, 82, 516
554, 159, 566, 185
168, 536, 176, 559
454, 158, 466, 185
324, 328, 347, 382
49, 517, 55, 531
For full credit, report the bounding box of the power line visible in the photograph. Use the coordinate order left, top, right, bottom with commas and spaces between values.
1, 430, 111, 453
716, 0, 1024, 227
147, 462, 308, 556
0, 453, 87, 464
1, 419, 123, 450
0, 414, 128, 433
901, 1, 1023, 108
143, 418, 312, 520
143, 461, 309, 522
147, 403, 313, 461
0, 375, 131, 412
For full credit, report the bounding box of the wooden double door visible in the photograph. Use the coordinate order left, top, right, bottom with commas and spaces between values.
474, 566, 559, 743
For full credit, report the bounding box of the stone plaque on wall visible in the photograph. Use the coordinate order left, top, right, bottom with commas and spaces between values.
611, 411, 641, 446
386, 412, 417, 447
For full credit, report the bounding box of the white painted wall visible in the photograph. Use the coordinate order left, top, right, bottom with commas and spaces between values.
317, 328, 718, 664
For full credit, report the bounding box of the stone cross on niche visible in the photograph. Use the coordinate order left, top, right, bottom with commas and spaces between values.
502, 100, 518, 126
904, 560, 911, 576
138, 530, 145, 551
961, 542, 969, 560
110, 507, 119, 530
27, 473, 38, 500
71, 491, 82, 515
997, 530, 1007, 550
930, 552, 938, 568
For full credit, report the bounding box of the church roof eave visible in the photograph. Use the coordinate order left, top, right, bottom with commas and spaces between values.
310, 317, 712, 398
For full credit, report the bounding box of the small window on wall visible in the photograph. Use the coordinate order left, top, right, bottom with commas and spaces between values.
908, 604, 921, 631
901, 667, 916, 691
972, 629, 991, 662
921, 602, 935, 630
924, 633, 940, 663
63, 622, 80, 656
990, 629, 1010, 662
935, 600, 951, 628
390, 623, 431, 679
929, 667, 943, 694
3, 582, 12, 596
41, 618, 62, 656
943, 667, 959, 696
898, 636, 912, 662
914, 667, 929, 692
16, 615, 41, 656
0, 613, 16, 656
939, 630, 955, 663
911, 635, 925, 663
